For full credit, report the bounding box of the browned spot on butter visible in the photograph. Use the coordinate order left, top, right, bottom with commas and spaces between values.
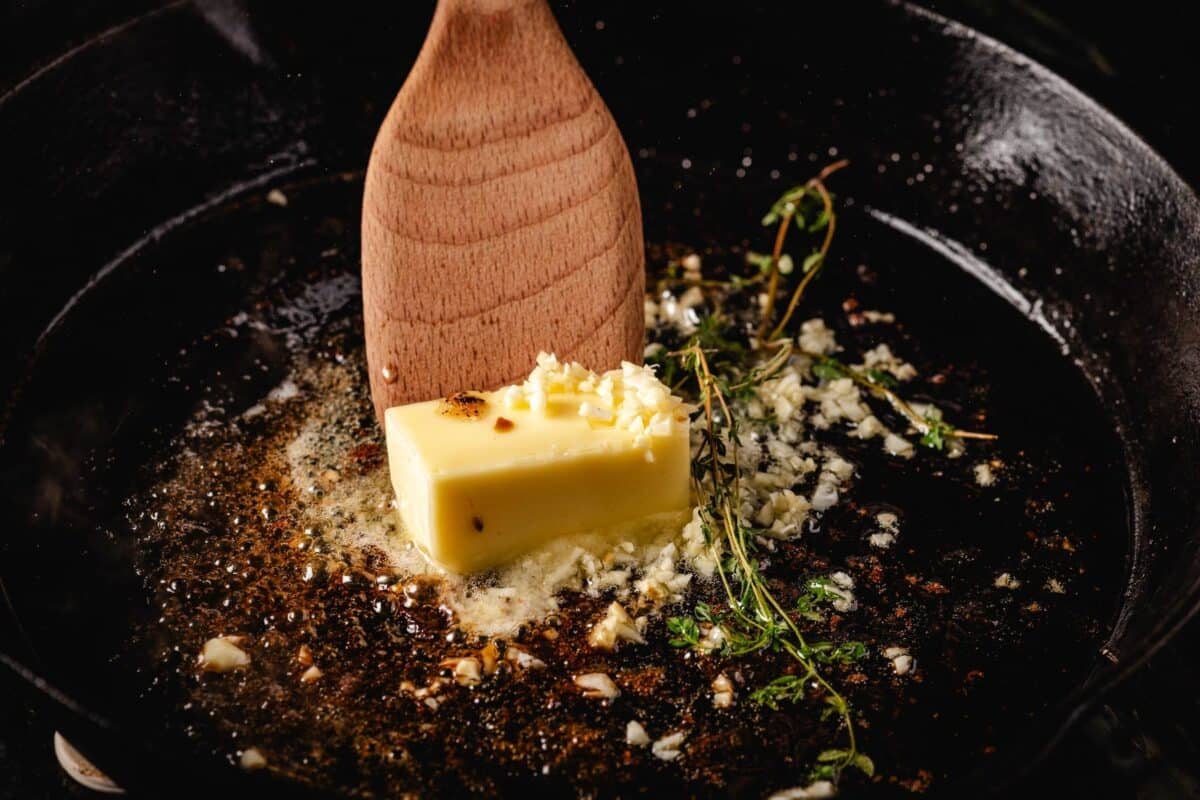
471, 515, 484, 532
438, 392, 487, 420
494, 417, 514, 432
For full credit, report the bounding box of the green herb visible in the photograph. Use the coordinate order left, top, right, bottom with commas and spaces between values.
805, 640, 868, 665
675, 342, 869, 788
746, 251, 775, 275
816, 749, 875, 778
749, 674, 808, 710
811, 357, 849, 382
807, 353, 996, 448
864, 368, 898, 388
658, 162, 998, 790
755, 159, 849, 343
920, 414, 955, 451
666, 616, 700, 648
794, 576, 843, 621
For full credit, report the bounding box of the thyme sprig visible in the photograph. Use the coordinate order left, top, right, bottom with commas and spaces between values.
657, 162, 996, 789
808, 354, 997, 450
755, 159, 850, 344
677, 342, 872, 786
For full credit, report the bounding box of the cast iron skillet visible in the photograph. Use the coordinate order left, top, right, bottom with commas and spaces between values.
2, 1, 1200, 796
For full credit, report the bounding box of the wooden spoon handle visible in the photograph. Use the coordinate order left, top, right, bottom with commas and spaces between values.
362, 0, 645, 420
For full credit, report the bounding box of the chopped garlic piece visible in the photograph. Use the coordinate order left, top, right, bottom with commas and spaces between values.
697, 623, 726, 652
995, 572, 1021, 590
870, 512, 899, 549
651, 730, 687, 762
853, 415, 885, 439
504, 646, 546, 670
883, 645, 914, 675
588, 601, 646, 651
825, 456, 854, 482
199, 636, 251, 673
768, 780, 836, 799
712, 673, 735, 708
856, 343, 917, 382
441, 657, 482, 686
827, 572, 858, 613
755, 489, 811, 538
1045, 578, 1066, 595
299, 665, 323, 684
974, 462, 997, 487
625, 720, 651, 747
296, 644, 314, 667
454, 658, 481, 685
810, 480, 839, 513
884, 432, 914, 458
239, 747, 268, 771
575, 672, 620, 700
798, 318, 839, 354
578, 401, 614, 423
868, 532, 895, 549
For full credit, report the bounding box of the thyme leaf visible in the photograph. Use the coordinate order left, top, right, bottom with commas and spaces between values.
805, 640, 868, 665
666, 616, 700, 648
920, 414, 955, 451
749, 674, 808, 710
864, 368, 898, 389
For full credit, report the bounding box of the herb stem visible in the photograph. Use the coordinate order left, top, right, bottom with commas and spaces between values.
755, 159, 850, 344
807, 351, 998, 444
755, 212, 795, 343
680, 341, 865, 784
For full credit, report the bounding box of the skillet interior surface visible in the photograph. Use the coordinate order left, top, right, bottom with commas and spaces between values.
2, 2, 1200, 796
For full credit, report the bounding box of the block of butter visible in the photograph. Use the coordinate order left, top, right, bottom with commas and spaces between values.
385, 353, 693, 573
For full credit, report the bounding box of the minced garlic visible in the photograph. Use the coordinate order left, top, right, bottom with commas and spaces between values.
239, 747, 268, 771
883, 645, 914, 675
651, 731, 687, 761
626, 720, 651, 747
199, 636, 251, 673
974, 461, 997, 487
575, 672, 620, 700
502, 352, 695, 450
994, 572, 1021, 590
587, 601, 645, 651
712, 673, 735, 708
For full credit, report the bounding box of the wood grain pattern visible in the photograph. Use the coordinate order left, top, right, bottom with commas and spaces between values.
362, 0, 645, 422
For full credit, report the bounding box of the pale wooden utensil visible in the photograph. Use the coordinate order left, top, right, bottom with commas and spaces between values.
362, 0, 645, 422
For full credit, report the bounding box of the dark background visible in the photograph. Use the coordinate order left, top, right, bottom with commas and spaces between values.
2, 0, 1198, 797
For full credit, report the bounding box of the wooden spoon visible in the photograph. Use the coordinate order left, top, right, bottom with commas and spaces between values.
362, 0, 645, 423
